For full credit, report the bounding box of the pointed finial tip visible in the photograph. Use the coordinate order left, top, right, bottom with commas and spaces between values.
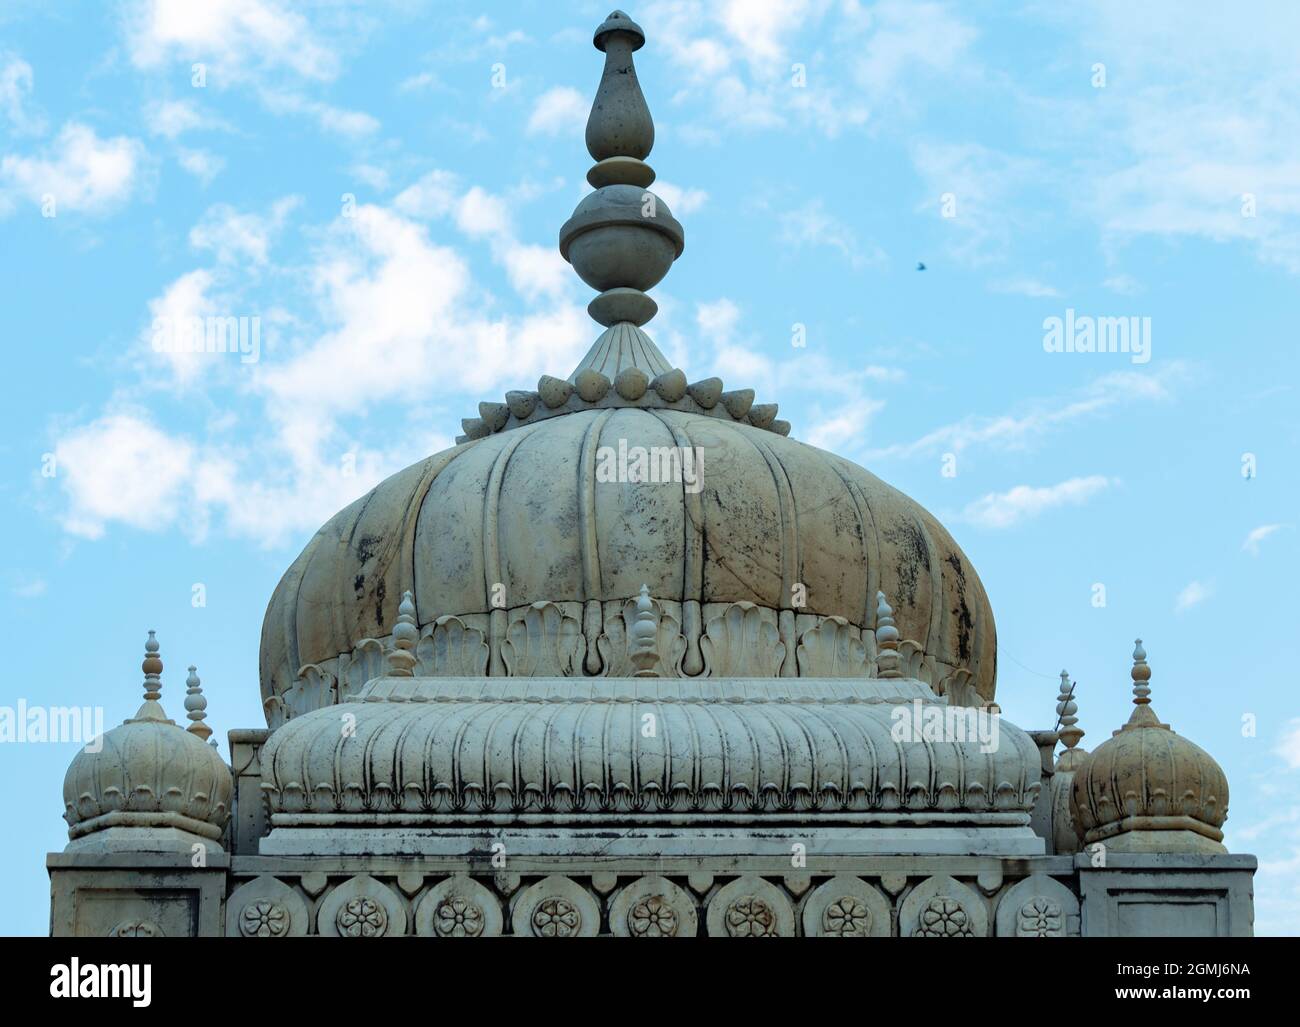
594, 9, 645, 51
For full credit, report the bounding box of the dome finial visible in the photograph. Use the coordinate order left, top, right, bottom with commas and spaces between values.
386, 590, 419, 677
628, 584, 660, 676
561, 8, 684, 339
131, 630, 171, 723
184, 665, 212, 742
1055, 669, 1086, 770
1131, 638, 1151, 705
588, 10, 652, 162
875, 591, 902, 679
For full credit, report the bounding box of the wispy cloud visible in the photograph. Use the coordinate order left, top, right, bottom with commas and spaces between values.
960, 475, 1114, 529
991, 277, 1061, 298
1175, 579, 1213, 612
1243, 523, 1286, 555
866, 364, 1182, 461
526, 86, 586, 136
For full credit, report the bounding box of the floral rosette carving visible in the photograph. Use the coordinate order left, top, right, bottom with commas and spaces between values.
240, 900, 290, 938
336, 897, 388, 938
821, 896, 871, 937
435, 897, 485, 938
628, 895, 679, 937
531, 897, 582, 937
914, 897, 973, 937
725, 897, 777, 938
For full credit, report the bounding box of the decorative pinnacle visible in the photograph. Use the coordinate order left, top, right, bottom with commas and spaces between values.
131, 630, 171, 723
560, 9, 684, 338
184, 665, 212, 742
629, 583, 660, 676
1131, 639, 1151, 705
875, 591, 901, 679
588, 11, 653, 164
386, 590, 419, 677
1055, 669, 1085, 762
1119, 637, 1167, 732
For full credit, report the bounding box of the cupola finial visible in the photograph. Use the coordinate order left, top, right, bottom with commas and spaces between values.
1131, 639, 1151, 705
132, 630, 171, 723
875, 591, 901, 679
185, 665, 212, 742
386, 590, 419, 677
1055, 669, 1087, 770
560, 9, 684, 336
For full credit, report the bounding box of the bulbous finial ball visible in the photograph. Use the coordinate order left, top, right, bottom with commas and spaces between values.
594, 10, 645, 52
586, 10, 654, 162
142, 630, 162, 678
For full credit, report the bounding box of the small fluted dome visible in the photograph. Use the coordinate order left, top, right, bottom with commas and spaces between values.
1070, 641, 1228, 853
63, 633, 231, 848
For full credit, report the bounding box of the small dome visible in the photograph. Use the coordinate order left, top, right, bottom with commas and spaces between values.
63, 633, 232, 847
1070, 641, 1228, 853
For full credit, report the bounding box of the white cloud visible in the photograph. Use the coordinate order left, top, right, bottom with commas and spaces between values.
696, 298, 742, 340
867, 364, 1182, 461
11, 577, 47, 598
991, 277, 1061, 298
961, 475, 1114, 529
806, 399, 886, 451
0, 53, 43, 134
143, 269, 219, 386
55, 413, 197, 539
177, 147, 224, 185
1243, 523, 1286, 556
1276, 718, 1300, 770
654, 180, 708, 216
257, 91, 379, 137
397, 170, 573, 302
144, 98, 220, 138
1103, 274, 1144, 296
1175, 579, 1213, 612
527, 86, 587, 136
189, 197, 299, 265
911, 141, 1038, 266
1, 123, 144, 215
778, 198, 881, 269
1067, 2, 1300, 273
125, 0, 337, 82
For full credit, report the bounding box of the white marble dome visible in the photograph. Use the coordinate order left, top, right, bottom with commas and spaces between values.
64, 635, 231, 845
260, 404, 997, 723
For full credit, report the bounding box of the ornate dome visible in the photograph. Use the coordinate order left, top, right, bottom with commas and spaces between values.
1070, 641, 1228, 853
260, 407, 995, 722
63, 633, 232, 848
257, 5, 996, 727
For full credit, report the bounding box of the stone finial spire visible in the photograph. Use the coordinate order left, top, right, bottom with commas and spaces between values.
131, 630, 171, 723
1055, 669, 1087, 770
1119, 637, 1166, 731
386, 590, 419, 677
184, 665, 212, 742
1130, 639, 1150, 705
587, 11, 654, 169
628, 584, 660, 676
561, 9, 684, 369
875, 591, 902, 679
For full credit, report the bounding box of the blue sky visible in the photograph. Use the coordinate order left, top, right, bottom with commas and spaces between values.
1, 0, 1297, 936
